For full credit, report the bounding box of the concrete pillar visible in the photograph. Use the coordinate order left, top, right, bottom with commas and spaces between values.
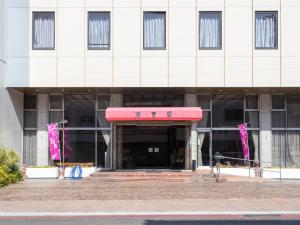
0, 89, 24, 163
36, 94, 49, 166
259, 94, 272, 167
185, 94, 197, 170
191, 122, 198, 169
111, 94, 123, 170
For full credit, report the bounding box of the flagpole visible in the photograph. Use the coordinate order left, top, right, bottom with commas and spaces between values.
57, 120, 68, 179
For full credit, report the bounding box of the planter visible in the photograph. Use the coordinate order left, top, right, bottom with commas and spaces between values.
64, 167, 96, 178
26, 167, 59, 179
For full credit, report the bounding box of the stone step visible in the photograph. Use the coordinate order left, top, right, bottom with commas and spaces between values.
83, 170, 225, 183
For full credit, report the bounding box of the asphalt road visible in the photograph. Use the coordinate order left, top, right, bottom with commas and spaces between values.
0, 217, 300, 225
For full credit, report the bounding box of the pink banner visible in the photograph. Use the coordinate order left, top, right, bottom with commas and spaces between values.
48, 123, 61, 161
238, 123, 249, 160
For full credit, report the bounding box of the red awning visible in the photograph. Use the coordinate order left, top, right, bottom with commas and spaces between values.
105, 107, 202, 122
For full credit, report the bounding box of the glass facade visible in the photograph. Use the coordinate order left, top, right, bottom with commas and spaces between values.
197, 94, 260, 167
49, 94, 111, 167
271, 95, 300, 168
23, 95, 38, 166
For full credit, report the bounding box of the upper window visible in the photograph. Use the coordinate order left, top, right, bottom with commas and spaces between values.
32, 12, 55, 50
255, 11, 278, 49
199, 12, 222, 49
143, 12, 166, 50
88, 12, 110, 50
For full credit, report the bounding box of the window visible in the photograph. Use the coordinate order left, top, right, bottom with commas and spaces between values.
97, 95, 111, 128
32, 12, 55, 50
199, 12, 222, 49
24, 95, 37, 129
24, 95, 38, 166
255, 11, 278, 49
143, 12, 166, 50
49, 95, 63, 124
88, 12, 110, 49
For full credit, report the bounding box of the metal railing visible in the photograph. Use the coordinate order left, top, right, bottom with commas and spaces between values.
214, 153, 282, 182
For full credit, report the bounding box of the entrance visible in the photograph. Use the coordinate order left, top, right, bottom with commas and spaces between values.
119, 125, 186, 169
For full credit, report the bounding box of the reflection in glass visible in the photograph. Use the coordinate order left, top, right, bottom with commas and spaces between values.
64, 95, 95, 127
64, 130, 95, 164
197, 132, 210, 166
197, 111, 211, 128
97, 130, 111, 167
212, 95, 244, 127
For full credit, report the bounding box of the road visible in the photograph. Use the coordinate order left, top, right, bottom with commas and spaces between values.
0, 216, 300, 225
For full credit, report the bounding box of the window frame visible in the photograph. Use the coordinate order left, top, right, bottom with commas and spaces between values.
255, 11, 278, 50
143, 11, 167, 50
24, 95, 38, 130
87, 11, 111, 50
199, 11, 222, 50
32, 11, 55, 50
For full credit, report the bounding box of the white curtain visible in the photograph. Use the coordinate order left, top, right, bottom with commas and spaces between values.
200, 13, 221, 48
144, 13, 165, 48
256, 13, 276, 48
251, 131, 259, 162
287, 96, 300, 128
197, 133, 206, 167
23, 130, 37, 166
89, 13, 110, 48
287, 131, 300, 168
272, 131, 285, 167
33, 13, 54, 49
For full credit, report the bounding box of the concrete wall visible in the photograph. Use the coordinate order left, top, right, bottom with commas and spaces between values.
0, 0, 24, 159
4, 0, 300, 88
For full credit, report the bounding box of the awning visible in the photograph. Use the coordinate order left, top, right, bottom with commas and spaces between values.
105, 107, 202, 122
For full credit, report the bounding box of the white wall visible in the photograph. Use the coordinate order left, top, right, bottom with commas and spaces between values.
0, 0, 24, 158
4, 0, 300, 88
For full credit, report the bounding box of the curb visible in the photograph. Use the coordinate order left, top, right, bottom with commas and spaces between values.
0, 211, 300, 218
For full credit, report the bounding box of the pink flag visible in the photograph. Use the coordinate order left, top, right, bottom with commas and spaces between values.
238, 123, 249, 160
48, 123, 61, 161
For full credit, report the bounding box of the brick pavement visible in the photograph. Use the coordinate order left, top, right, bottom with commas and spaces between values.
0, 178, 299, 213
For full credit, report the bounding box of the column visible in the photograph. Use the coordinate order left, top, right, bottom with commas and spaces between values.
36, 94, 49, 166
111, 94, 123, 170
185, 94, 197, 170
259, 94, 272, 167
191, 122, 198, 170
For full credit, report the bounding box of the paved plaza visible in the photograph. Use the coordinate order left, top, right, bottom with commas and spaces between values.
0, 177, 300, 214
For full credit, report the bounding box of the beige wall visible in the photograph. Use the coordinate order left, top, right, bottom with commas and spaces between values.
4, 0, 300, 88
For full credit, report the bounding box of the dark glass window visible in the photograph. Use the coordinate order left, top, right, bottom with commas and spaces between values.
272, 111, 286, 128
97, 130, 110, 167
49, 95, 63, 110
287, 95, 300, 128
272, 95, 285, 109
197, 95, 210, 109
97, 95, 110, 109
63, 130, 95, 164
197, 111, 211, 128
212, 95, 244, 127
124, 94, 184, 107
24, 95, 37, 110
64, 95, 95, 127
246, 95, 258, 109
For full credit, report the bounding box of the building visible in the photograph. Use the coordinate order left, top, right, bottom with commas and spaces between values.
0, 0, 300, 170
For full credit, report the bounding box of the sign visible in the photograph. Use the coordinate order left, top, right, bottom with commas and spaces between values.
105, 107, 202, 122
48, 123, 61, 161
238, 123, 249, 160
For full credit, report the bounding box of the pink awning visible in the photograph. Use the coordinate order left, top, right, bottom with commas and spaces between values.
105, 107, 202, 122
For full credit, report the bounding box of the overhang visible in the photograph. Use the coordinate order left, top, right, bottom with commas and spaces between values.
105, 107, 202, 122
